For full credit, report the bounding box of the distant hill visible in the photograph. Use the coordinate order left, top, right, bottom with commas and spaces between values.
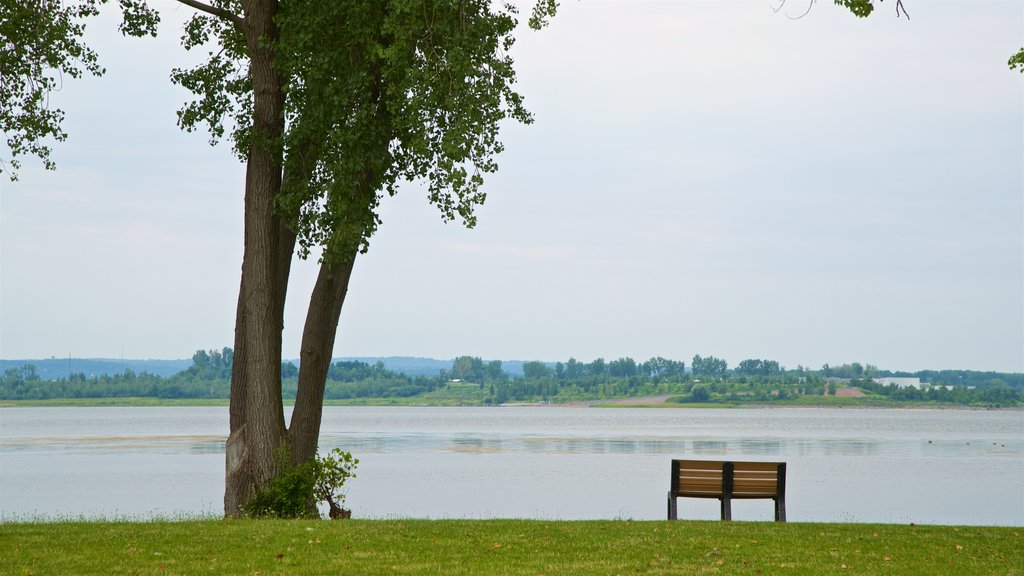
0, 358, 192, 379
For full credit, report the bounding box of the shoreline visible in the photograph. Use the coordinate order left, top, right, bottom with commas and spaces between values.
1, 396, 1021, 411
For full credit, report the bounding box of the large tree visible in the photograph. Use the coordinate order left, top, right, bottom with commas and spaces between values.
169, 0, 560, 516
3, 0, 557, 515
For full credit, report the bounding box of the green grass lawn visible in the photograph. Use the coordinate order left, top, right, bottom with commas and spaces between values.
2, 519, 1020, 575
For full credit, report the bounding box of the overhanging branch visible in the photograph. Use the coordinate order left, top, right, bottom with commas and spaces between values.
896, 0, 910, 19
174, 0, 245, 29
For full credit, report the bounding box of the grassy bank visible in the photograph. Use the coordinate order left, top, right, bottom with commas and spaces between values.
2, 519, 1020, 575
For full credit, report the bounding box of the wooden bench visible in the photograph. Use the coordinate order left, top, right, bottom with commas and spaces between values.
667, 459, 786, 521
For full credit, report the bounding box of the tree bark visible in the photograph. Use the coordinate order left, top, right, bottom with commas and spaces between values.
224, 0, 288, 518
288, 252, 357, 466
224, 271, 249, 515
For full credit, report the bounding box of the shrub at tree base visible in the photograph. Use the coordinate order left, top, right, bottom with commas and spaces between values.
244, 448, 358, 519
316, 448, 359, 519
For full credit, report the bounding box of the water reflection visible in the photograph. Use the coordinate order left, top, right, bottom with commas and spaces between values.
0, 435, 225, 456
822, 438, 880, 456
450, 436, 502, 453
739, 439, 783, 455
692, 440, 728, 455
323, 434, 944, 457
5, 431, 1020, 460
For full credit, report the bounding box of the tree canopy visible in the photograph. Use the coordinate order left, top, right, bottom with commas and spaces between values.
0, 0, 159, 178
168, 0, 549, 264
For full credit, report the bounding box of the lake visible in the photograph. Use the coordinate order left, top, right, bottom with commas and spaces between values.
1, 406, 1021, 525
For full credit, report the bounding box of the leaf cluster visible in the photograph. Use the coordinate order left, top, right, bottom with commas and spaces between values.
314, 448, 358, 509
1010, 48, 1024, 73
834, 0, 874, 18
171, 0, 251, 153
0, 0, 157, 179
1, 0, 101, 178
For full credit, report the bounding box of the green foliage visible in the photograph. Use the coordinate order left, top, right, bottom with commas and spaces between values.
1, 0, 100, 178
821, 362, 880, 379
1011, 48, 1024, 73
4, 0, 559, 265
244, 457, 320, 519
522, 360, 551, 380
528, 0, 559, 30
185, 347, 234, 380
736, 359, 781, 377
451, 356, 486, 382
170, 0, 249, 154
689, 384, 710, 403
2, 350, 1021, 407
274, 0, 547, 264
169, 0, 558, 265
691, 355, 727, 377
834, 0, 874, 18
244, 448, 358, 519
315, 448, 359, 510
0, 0, 158, 179
608, 357, 638, 378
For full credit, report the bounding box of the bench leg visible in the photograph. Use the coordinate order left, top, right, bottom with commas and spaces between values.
775, 497, 786, 522
667, 492, 677, 520
720, 497, 732, 521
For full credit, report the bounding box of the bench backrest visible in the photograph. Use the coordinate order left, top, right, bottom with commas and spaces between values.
671, 459, 786, 498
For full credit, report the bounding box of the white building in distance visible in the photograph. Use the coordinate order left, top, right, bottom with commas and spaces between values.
874, 377, 924, 389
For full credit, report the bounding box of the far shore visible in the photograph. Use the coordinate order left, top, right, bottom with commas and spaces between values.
1, 396, 1020, 411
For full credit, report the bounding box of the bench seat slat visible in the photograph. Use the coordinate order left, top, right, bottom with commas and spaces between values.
673, 460, 724, 469
732, 462, 783, 472
675, 484, 724, 494
737, 475, 774, 483
733, 469, 778, 477
677, 469, 726, 479
676, 476, 724, 483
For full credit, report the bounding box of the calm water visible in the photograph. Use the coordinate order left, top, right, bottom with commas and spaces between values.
1, 406, 1021, 524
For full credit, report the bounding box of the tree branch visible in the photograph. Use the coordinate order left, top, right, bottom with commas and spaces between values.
174, 0, 245, 29
787, 0, 815, 20
896, 0, 910, 19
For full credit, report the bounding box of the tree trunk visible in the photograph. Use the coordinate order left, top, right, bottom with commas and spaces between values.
224, 271, 249, 515
224, 0, 288, 518
288, 252, 357, 466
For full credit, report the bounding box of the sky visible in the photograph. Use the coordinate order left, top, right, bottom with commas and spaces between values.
1, 1, 1022, 373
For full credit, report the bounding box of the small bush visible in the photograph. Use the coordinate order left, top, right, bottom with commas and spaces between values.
244, 448, 358, 519
316, 448, 359, 518
689, 385, 709, 402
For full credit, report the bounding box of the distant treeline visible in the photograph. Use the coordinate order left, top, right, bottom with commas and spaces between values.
452, 356, 1022, 407
0, 348, 443, 401
1, 349, 1021, 407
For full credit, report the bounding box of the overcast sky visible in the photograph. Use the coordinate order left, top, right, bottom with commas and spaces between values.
1, 1, 1022, 372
